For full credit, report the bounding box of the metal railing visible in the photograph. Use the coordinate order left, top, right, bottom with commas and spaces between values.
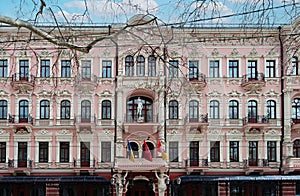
12, 73, 35, 83
242, 73, 265, 84
243, 115, 269, 125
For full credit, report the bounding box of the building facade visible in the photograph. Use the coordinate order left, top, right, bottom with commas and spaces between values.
0, 15, 299, 195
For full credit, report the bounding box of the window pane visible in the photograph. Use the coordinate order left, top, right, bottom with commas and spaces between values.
228, 60, 238, 78
169, 60, 178, 78
210, 61, 219, 78
101, 142, 111, 162
41, 59, 50, 77
0, 60, 8, 77
189, 61, 198, 80
60, 142, 69, 162
39, 142, 48, 163
61, 60, 71, 77
169, 141, 178, 162
102, 60, 112, 78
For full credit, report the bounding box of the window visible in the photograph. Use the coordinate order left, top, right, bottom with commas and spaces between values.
60, 142, 69, 163
61, 60, 71, 77
169, 100, 178, 119
18, 142, 27, 167
169, 60, 178, 78
102, 100, 111, 119
40, 100, 50, 119
210, 100, 219, 119
19, 60, 29, 80
267, 141, 276, 162
61, 100, 70, 119
210, 141, 220, 162
189, 100, 199, 122
81, 60, 91, 80
189, 61, 198, 80
0, 100, 7, 119
80, 142, 90, 167
249, 141, 258, 166
148, 56, 156, 76
209, 60, 219, 78
228, 60, 239, 78
291, 57, 298, 75
39, 142, 48, 163
102, 60, 112, 78
248, 100, 257, 123
0, 60, 8, 77
229, 100, 239, 119
292, 98, 300, 123
125, 55, 134, 76
294, 140, 300, 158
136, 55, 145, 76
190, 141, 199, 166
127, 96, 153, 122
229, 141, 239, 162
265, 60, 276, 78
267, 100, 276, 119
40, 59, 50, 77
0, 142, 5, 163
169, 141, 178, 162
81, 100, 91, 122
19, 100, 29, 123
247, 60, 257, 79
101, 142, 111, 162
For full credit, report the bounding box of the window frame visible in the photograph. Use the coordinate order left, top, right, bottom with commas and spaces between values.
40, 59, 50, 78
148, 55, 156, 77
267, 141, 276, 162
228, 60, 239, 78
40, 100, 50, 119
60, 100, 71, 120
267, 100, 276, 119
229, 141, 239, 162
169, 141, 179, 162
101, 141, 111, 162
0, 59, 8, 77
210, 141, 220, 162
189, 61, 199, 80
229, 100, 239, 119
265, 60, 276, 78
189, 100, 199, 122
102, 60, 112, 78
125, 55, 134, 77
81, 60, 91, 80
59, 142, 70, 163
136, 55, 145, 76
210, 100, 219, 119
61, 60, 71, 78
169, 100, 179, 119
0, 100, 7, 120
102, 100, 111, 119
0, 142, 5, 163
39, 142, 49, 163
209, 60, 219, 78
169, 60, 179, 78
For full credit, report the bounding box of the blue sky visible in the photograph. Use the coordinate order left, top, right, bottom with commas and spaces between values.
0, 0, 299, 26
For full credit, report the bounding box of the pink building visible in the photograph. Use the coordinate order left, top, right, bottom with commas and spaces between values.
0, 15, 299, 195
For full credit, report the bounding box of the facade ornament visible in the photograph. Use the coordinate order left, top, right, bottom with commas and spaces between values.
211, 48, 220, 56
155, 171, 169, 196
230, 48, 240, 56
111, 172, 128, 196
249, 48, 258, 57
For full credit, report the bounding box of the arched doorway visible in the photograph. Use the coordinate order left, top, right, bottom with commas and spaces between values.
126, 180, 155, 196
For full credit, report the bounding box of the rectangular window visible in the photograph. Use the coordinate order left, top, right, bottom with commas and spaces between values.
248, 60, 257, 79
210, 141, 220, 162
0, 60, 8, 77
61, 60, 71, 77
80, 142, 90, 167
228, 60, 239, 78
0, 142, 5, 163
189, 61, 198, 80
190, 141, 199, 166
102, 60, 112, 78
81, 60, 91, 80
60, 142, 69, 163
266, 60, 276, 78
169, 60, 178, 78
40, 59, 50, 77
19, 60, 29, 80
249, 141, 258, 166
267, 141, 276, 162
39, 142, 48, 163
18, 142, 27, 167
101, 142, 111, 162
169, 141, 178, 162
229, 141, 239, 162
209, 60, 219, 78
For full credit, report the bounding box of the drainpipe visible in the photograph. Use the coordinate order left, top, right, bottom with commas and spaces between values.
278, 26, 284, 196
163, 46, 167, 143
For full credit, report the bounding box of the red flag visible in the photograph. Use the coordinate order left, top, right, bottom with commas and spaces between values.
143, 140, 152, 161
157, 140, 162, 153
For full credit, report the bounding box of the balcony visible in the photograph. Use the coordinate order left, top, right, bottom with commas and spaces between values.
74, 115, 96, 133
123, 114, 160, 133
243, 115, 269, 129
243, 159, 274, 174
57, 118, 75, 126
8, 114, 33, 133
74, 75, 97, 93
292, 118, 300, 130
189, 74, 207, 92
241, 73, 265, 91
35, 118, 53, 126
11, 73, 35, 92
187, 114, 208, 132
114, 158, 167, 171
286, 157, 300, 173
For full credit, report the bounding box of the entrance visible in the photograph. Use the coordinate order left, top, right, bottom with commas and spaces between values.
126, 180, 155, 196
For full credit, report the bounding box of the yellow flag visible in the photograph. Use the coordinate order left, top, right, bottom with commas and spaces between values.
162, 151, 169, 160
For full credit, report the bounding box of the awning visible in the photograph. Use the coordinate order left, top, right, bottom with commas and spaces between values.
176, 175, 300, 183
0, 176, 109, 183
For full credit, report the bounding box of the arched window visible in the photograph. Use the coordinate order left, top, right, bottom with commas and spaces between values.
291, 57, 298, 75
189, 100, 199, 122
229, 100, 239, 119
294, 140, 300, 158
210, 100, 219, 119
61, 100, 70, 119
292, 98, 300, 123
0, 100, 7, 119
40, 100, 50, 119
148, 55, 156, 76
169, 100, 178, 119
267, 100, 276, 119
248, 100, 257, 123
128, 142, 139, 158
19, 100, 29, 123
125, 55, 134, 76
81, 100, 91, 122
102, 100, 111, 119
127, 96, 153, 122
136, 55, 145, 76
